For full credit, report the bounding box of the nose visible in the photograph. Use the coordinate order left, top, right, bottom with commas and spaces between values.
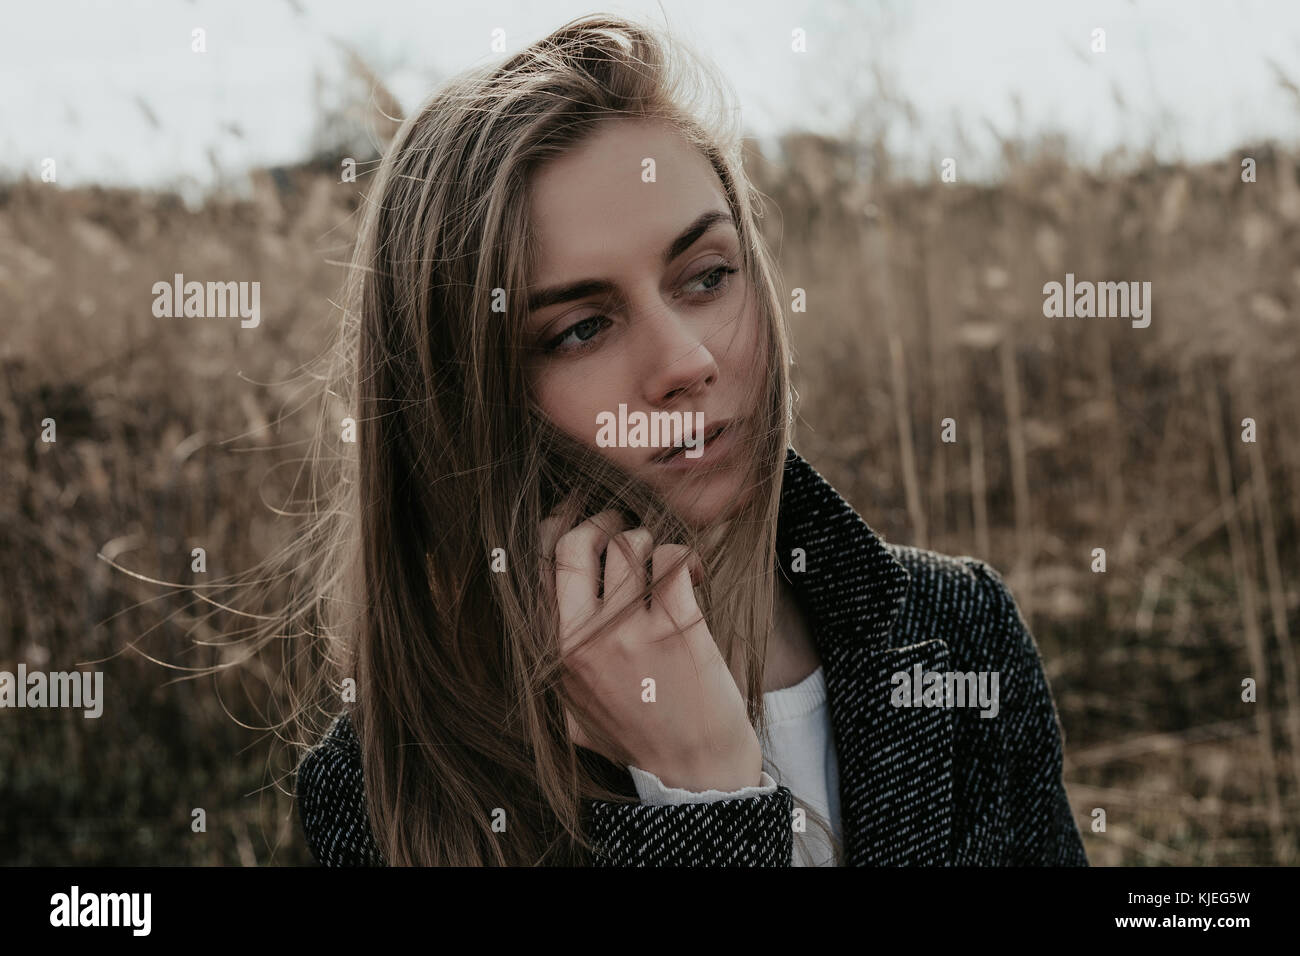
638, 305, 720, 405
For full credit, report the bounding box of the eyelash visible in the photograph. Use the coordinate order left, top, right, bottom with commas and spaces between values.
541, 264, 740, 355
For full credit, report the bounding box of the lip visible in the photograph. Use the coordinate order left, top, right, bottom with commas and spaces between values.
650, 418, 739, 469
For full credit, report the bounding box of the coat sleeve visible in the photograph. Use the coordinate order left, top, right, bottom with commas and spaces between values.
297, 713, 795, 866
971, 561, 1089, 866
584, 785, 796, 866
296, 715, 387, 866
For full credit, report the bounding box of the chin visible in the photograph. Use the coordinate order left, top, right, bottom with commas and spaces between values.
662, 472, 749, 531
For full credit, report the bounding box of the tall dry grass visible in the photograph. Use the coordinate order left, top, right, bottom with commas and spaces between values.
1, 107, 1298, 865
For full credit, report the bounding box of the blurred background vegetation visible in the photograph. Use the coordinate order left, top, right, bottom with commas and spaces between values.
2, 39, 1299, 866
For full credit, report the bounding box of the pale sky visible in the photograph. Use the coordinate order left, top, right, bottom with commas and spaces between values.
2, 0, 1298, 203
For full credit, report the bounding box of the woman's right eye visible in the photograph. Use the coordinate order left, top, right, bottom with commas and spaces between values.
545, 315, 611, 354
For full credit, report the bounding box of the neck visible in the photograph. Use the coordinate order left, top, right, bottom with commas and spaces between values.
763, 574, 820, 693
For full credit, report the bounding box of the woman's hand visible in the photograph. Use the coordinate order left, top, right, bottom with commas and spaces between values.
539, 509, 763, 793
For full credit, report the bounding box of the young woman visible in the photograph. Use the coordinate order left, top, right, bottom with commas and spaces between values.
293, 13, 1088, 867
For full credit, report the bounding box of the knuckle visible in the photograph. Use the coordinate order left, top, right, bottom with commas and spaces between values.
554, 530, 591, 563
618, 528, 654, 552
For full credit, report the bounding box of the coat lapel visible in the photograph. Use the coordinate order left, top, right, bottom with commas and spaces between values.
776, 448, 953, 865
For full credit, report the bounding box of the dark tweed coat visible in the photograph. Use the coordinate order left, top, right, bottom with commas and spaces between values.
296, 447, 1088, 866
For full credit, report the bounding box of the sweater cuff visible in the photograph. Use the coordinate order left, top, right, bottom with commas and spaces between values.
627, 765, 779, 805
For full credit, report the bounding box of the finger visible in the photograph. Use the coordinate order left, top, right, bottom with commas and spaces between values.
647, 544, 702, 588
540, 507, 619, 568
554, 509, 628, 651
651, 544, 704, 624
602, 528, 655, 615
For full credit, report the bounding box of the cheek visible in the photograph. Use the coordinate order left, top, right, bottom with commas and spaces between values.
533, 368, 644, 469
720, 301, 763, 369
531, 368, 602, 445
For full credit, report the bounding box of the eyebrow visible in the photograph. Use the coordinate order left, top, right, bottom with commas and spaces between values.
526, 209, 736, 314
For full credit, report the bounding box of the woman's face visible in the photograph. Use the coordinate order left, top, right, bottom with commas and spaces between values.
523, 118, 762, 529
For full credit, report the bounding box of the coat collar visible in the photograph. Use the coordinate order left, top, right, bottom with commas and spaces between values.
775, 447, 911, 654
775, 447, 954, 865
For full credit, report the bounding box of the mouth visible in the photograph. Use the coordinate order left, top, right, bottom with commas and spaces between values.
650, 418, 736, 464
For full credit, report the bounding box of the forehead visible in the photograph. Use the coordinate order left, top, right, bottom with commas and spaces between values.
527, 118, 732, 280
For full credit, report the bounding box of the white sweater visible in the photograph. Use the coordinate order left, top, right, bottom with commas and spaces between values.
627, 665, 841, 866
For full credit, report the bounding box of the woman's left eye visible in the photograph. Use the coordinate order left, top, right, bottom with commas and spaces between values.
542, 264, 739, 355
684, 264, 739, 297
